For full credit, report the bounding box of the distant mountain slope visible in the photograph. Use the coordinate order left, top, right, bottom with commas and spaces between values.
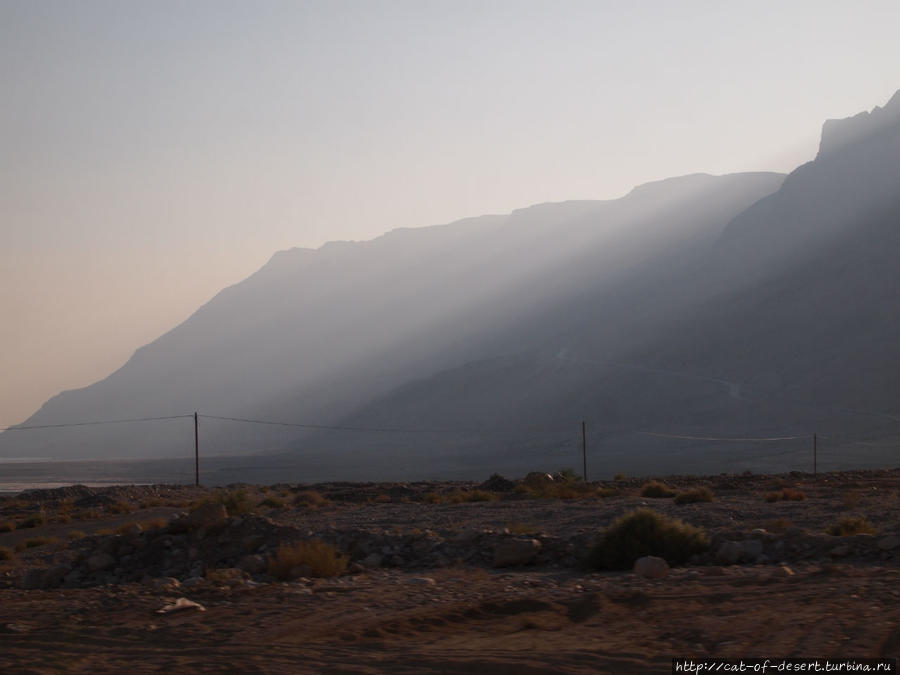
0, 171, 783, 462
314, 90, 900, 480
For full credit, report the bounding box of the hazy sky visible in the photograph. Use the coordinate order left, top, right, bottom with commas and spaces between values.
2, 0, 900, 426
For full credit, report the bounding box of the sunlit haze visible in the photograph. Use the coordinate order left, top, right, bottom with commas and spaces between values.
3, 0, 900, 425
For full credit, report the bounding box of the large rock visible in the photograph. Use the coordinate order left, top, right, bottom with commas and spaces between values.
633, 556, 669, 579
716, 541, 744, 565
493, 538, 541, 567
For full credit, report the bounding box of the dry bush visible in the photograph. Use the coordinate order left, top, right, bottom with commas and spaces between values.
67, 530, 88, 541
422, 492, 442, 504
20, 511, 47, 529
115, 521, 142, 535
674, 487, 715, 504
259, 496, 286, 508
22, 536, 59, 549
54, 513, 72, 524
765, 488, 806, 502
507, 522, 540, 535
587, 508, 709, 569
107, 500, 134, 515
140, 497, 166, 508
95, 528, 115, 536
613, 473, 627, 481
268, 540, 348, 579
763, 517, 792, 533
373, 494, 392, 503
0, 546, 14, 562
446, 489, 497, 503
828, 516, 877, 536
641, 481, 676, 498
139, 517, 168, 531
516, 482, 595, 500
74, 508, 101, 521
217, 489, 254, 516
0, 521, 15, 533
293, 490, 327, 508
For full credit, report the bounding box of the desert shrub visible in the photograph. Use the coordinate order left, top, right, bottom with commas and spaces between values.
259, 496, 286, 509
765, 488, 806, 503
54, 513, 72, 524
586, 508, 709, 569
0, 521, 15, 533
422, 492, 442, 504
74, 508, 101, 521
293, 491, 327, 508
115, 521, 142, 535
20, 512, 47, 529
95, 528, 115, 536
0, 546, 14, 561
218, 489, 254, 516
140, 497, 166, 508
139, 517, 168, 531
447, 489, 497, 504
674, 487, 715, 504
268, 540, 348, 579
613, 473, 627, 481
507, 522, 540, 535
107, 500, 134, 515
641, 481, 676, 498
67, 530, 88, 541
24, 536, 58, 549
763, 517, 792, 533
373, 494, 392, 503
828, 516, 877, 536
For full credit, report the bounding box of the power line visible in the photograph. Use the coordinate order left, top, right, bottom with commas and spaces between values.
0, 414, 194, 432
197, 413, 571, 435
636, 431, 806, 442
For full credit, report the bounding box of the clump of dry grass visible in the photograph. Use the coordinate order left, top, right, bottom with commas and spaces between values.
268, 540, 348, 579
18, 536, 59, 551
73, 508, 101, 521
595, 487, 621, 498
138, 517, 168, 531
20, 511, 47, 529
762, 517, 792, 533
293, 490, 327, 508
587, 508, 709, 569
641, 481, 676, 498
0, 546, 14, 562
259, 496, 286, 508
107, 500, 134, 515
507, 522, 540, 535
828, 516, 877, 536
765, 488, 806, 502
446, 489, 497, 504
0, 520, 15, 533
514, 482, 596, 500
674, 487, 715, 504
840, 491, 862, 509
67, 530, 88, 541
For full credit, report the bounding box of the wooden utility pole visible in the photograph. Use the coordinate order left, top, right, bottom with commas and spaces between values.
194, 412, 200, 487
582, 420, 587, 483
813, 433, 817, 480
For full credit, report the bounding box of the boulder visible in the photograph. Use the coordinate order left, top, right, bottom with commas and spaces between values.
493, 538, 541, 567
361, 553, 383, 568
633, 556, 669, 579
716, 541, 744, 565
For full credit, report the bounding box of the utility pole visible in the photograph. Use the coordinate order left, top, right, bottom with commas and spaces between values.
194, 412, 200, 487
813, 433, 817, 480
582, 420, 587, 483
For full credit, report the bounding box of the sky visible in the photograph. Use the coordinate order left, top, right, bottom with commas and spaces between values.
2, 0, 900, 426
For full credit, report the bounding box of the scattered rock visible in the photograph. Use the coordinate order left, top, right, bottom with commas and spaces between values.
410, 576, 436, 586
157, 597, 206, 614
633, 556, 669, 579
877, 535, 899, 551
146, 577, 181, 593
493, 538, 541, 567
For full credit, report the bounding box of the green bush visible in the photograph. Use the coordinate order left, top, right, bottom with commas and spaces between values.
641, 481, 676, 498
587, 508, 709, 569
828, 516, 877, 536
674, 487, 715, 504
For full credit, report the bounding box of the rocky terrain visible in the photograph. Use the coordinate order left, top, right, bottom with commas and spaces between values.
1, 469, 899, 673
